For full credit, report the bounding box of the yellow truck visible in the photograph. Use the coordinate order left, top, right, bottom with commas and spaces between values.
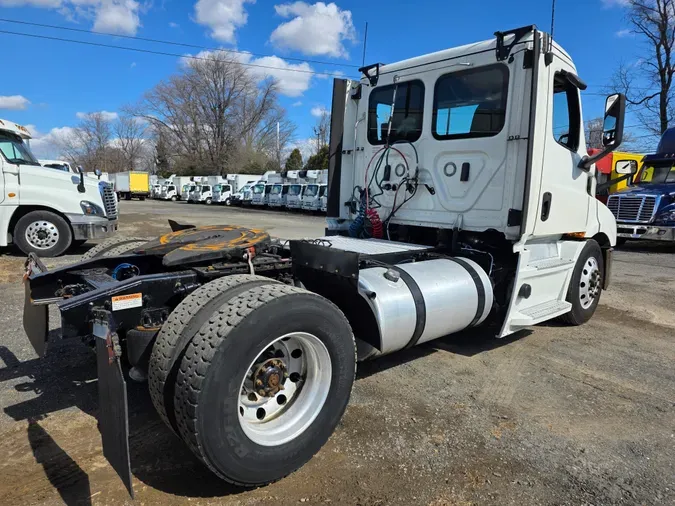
111, 171, 150, 200
593, 150, 644, 203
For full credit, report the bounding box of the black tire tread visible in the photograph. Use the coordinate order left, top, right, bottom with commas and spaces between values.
148, 275, 280, 432
560, 240, 603, 325
173, 284, 355, 487
81, 236, 148, 260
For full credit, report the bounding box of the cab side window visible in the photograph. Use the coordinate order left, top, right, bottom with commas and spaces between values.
552, 72, 581, 151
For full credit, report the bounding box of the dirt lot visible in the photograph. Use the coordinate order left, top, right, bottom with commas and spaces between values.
0, 200, 674, 506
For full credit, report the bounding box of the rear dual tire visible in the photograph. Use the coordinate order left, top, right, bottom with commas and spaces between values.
150, 280, 356, 487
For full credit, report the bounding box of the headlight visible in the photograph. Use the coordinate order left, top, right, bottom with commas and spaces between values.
80, 200, 105, 216
657, 209, 675, 224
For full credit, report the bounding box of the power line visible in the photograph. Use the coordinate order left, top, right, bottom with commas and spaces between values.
0, 17, 360, 70
0, 29, 356, 79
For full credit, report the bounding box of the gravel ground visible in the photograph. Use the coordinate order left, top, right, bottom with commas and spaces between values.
0, 199, 674, 506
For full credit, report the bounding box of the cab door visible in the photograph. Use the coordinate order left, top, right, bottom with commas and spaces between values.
533, 63, 590, 236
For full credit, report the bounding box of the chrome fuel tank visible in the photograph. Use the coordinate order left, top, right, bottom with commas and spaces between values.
358, 258, 493, 355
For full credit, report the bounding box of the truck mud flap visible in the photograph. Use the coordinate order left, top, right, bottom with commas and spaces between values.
94, 315, 134, 498
23, 254, 49, 357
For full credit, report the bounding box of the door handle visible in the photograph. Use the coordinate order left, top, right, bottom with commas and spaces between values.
541, 192, 552, 221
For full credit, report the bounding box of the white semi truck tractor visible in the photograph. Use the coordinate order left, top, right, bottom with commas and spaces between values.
22, 26, 621, 494
1, 119, 118, 256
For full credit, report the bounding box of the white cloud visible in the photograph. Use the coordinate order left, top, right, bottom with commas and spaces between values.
311, 105, 328, 117
244, 55, 313, 97
0, 0, 143, 35
616, 29, 633, 37
270, 2, 356, 58
130, 61, 137, 68
184, 49, 314, 97
0, 95, 31, 110
194, 0, 254, 43
169, 21, 179, 28
29, 126, 79, 159
76, 110, 119, 121
602, 0, 630, 7
292, 101, 303, 107
92, 0, 141, 35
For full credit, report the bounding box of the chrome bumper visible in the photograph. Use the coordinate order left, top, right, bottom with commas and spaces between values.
617, 224, 675, 241
68, 215, 119, 240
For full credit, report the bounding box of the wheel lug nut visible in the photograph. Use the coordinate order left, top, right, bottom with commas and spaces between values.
255, 379, 263, 386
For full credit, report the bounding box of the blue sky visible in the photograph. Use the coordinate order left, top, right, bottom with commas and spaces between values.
0, 0, 649, 159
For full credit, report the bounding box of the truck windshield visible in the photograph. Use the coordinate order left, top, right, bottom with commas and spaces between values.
270, 185, 282, 195
253, 184, 265, 194
637, 163, 675, 184
304, 184, 319, 197
0, 132, 41, 166
289, 184, 302, 196
213, 184, 222, 192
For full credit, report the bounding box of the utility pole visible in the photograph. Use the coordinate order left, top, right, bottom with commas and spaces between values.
276, 121, 281, 169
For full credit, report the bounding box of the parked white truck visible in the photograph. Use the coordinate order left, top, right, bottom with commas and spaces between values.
1, 119, 117, 256
22, 26, 624, 493
160, 176, 190, 201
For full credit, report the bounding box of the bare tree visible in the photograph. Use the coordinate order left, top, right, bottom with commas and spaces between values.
611, 0, 675, 140
115, 113, 149, 171
58, 112, 113, 171
129, 51, 289, 175
313, 110, 330, 152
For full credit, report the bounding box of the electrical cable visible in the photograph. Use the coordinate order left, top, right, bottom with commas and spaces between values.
0, 17, 360, 69
0, 29, 352, 79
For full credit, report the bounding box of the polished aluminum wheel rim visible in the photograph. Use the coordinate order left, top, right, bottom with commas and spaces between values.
579, 256, 601, 309
238, 332, 332, 446
25, 221, 59, 250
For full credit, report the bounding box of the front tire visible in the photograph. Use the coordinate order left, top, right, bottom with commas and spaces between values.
171, 196, 177, 202
205, 198, 212, 205
14, 210, 72, 257
173, 285, 356, 486
225, 198, 232, 206
561, 240, 604, 325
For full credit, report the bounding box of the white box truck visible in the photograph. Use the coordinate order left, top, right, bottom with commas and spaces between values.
1, 119, 118, 256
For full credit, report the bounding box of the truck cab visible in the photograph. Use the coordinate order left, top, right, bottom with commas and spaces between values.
250, 183, 267, 206
160, 183, 178, 201
187, 185, 200, 203
0, 119, 117, 256
607, 130, 675, 242
268, 183, 289, 208
212, 184, 233, 205
180, 184, 192, 201
301, 183, 322, 211
286, 183, 305, 209
328, 25, 622, 337
196, 184, 214, 204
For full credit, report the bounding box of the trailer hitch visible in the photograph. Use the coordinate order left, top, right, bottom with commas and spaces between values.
92, 309, 134, 498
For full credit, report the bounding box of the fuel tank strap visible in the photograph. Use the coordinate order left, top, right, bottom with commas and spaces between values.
447, 257, 486, 327
397, 268, 427, 349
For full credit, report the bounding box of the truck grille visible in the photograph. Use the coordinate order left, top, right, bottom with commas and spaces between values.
607, 195, 657, 223
101, 184, 118, 219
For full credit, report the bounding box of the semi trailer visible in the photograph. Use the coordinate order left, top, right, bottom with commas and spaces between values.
23, 25, 621, 496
